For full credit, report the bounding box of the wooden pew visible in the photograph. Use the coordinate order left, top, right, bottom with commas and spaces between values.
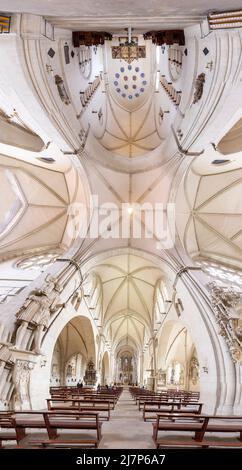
80, 394, 117, 408
13, 410, 102, 448
47, 398, 111, 420
0, 414, 18, 447
27, 439, 100, 449
12, 411, 47, 441
42, 411, 102, 448
153, 414, 242, 448
129, 386, 200, 403
143, 401, 203, 421
50, 387, 121, 407
138, 395, 169, 410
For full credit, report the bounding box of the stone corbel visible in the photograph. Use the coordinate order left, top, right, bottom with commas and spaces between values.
12, 355, 36, 410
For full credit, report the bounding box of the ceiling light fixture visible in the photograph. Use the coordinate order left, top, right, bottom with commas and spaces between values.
127, 205, 133, 215
113, 26, 145, 64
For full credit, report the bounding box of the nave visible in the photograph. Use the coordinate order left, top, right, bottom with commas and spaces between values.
0, 1, 242, 453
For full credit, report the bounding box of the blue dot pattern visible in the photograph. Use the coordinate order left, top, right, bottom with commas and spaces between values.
114, 67, 147, 100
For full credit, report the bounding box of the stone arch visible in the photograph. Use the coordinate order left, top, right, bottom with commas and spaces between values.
29, 305, 96, 408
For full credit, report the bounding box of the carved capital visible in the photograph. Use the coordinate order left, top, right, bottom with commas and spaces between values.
12, 359, 35, 410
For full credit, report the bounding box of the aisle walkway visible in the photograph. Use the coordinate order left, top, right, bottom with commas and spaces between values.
100, 388, 155, 449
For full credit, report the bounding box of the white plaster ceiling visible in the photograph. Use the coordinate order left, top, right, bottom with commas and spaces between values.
176, 149, 242, 268
218, 117, 242, 155
0, 153, 87, 260
0, 113, 45, 152
97, 39, 162, 157
57, 316, 96, 362
89, 253, 164, 352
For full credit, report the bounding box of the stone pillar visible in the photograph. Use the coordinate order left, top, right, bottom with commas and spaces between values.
139, 353, 144, 384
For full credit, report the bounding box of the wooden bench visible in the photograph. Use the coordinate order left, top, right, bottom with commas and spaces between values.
15, 410, 102, 448
47, 398, 111, 420
129, 387, 200, 404
0, 415, 18, 447
65, 394, 117, 409
27, 438, 100, 448
138, 396, 167, 410
153, 414, 242, 448
43, 411, 102, 447
143, 401, 203, 421
80, 394, 117, 408
12, 410, 102, 445
12, 411, 48, 441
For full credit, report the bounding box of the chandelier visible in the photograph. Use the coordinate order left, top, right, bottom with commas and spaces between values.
112, 26, 146, 64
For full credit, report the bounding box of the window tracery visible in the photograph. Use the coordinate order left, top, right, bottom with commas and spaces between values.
195, 259, 242, 292
16, 251, 61, 271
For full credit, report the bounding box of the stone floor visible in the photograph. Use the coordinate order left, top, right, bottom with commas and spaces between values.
99, 388, 155, 449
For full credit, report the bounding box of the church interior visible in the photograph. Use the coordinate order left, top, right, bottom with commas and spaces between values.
0, 0, 242, 450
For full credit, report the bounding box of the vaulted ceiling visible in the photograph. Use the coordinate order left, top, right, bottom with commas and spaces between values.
97, 40, 162, 158
176, 148, 242, 269
0, 150, 87, 259
88, 253, 164, 352
0, 5, 242, 357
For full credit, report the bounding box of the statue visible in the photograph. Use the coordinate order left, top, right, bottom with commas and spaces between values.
193, 73, 205, 104
189, 356, 199, 385
179, 368, 184, 386
71, 287, 83, 311
14, 276, 65, 354
54, 75, 71, 105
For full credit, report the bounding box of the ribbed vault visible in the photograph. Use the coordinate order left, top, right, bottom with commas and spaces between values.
88, 253, 165, 353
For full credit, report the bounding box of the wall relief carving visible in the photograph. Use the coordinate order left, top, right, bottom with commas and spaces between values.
208, 282, 242, 362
